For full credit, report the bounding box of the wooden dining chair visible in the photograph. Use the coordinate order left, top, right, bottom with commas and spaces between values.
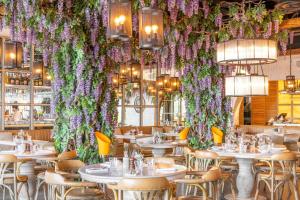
45, 170, 103, 200
0, 154, 30, 200
35, 150, 78, 200
107, 177, 171, 200
255, 152, 298, 200
192, 151, 236, 199
175, 167, 222, 200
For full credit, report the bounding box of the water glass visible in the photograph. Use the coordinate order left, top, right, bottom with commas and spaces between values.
135, 159, 144, 175
109, 157, 119, 176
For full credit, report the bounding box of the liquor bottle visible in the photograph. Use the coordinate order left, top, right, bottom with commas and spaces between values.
15, 74, 20, 85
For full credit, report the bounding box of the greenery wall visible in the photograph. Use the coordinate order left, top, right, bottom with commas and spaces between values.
3, 0, 286, 161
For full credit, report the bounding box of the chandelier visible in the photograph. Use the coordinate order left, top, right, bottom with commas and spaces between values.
139, 7, 164, 50
217, 39, 277, 66
225, 65, 269, 96
107, 0, 132, 41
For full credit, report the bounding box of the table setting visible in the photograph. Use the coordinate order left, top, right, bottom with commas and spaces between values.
79, 148, 186, 184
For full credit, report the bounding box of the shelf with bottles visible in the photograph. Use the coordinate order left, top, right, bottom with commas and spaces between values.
5, 86, 30, 104
5, 71, 31, 87
33, 105, 54, 125
4, 105, 30, 127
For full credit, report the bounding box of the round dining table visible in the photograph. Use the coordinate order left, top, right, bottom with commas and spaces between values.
0, 150, 56, 200
210, 145, 286, 200
79, 163, 186, 199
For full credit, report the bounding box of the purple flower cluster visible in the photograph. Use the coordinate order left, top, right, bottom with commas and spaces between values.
215, 13, 222, 28
263, 22, 272, 39
203, 1, 210, 19
273, 20, 279, 34
101, 0, 108, 27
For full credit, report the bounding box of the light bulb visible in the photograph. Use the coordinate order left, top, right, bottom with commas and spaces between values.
9, 53, 16, 59
46, 75, 51, 80
114, 17, 120, 26
151, 25, 158, 33
35, 69, 42, 74
145, 26, 152, 35
118, 15, 125, 25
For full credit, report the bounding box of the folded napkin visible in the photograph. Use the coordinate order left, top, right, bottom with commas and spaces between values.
156, 167, 177, 173
86, 167, 108, 174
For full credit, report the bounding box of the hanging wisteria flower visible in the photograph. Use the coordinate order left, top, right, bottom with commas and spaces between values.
168, 0, 176, 12
203, 1, 209, 19
139, 0, 145, 7
132, 14, 138, 32
101, 0, 108, 27
192, 0, 199, 14
215, 13, 222, 28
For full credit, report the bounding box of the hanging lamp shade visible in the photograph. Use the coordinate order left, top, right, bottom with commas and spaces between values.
139, 7, 164, 50
156, 74, 170, 91
170, 77, 180, 92
4, 41, 23, 68
225, 74, 269, 96
112, 73, 120, 89
129, 63, 141, 83
280, 40, 300, 94
107, 0, 132, 41
217, 39, 277, 66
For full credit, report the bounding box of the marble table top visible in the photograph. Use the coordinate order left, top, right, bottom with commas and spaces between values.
79, 163, 186, 184
210, 145, 287, 159
0, 149, 56, 158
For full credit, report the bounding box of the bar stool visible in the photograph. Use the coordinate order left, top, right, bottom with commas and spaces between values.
255, 152, 298, 200
107, 177, 171, 200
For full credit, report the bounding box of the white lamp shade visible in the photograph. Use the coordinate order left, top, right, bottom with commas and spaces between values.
225, 75, 269, 96
217, 39, 277, 66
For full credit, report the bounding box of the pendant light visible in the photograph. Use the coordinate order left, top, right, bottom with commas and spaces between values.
107, 0, 132, 41
139, 7, 164, 50
225, 65, 269, 96
4, 40, 23, 68
281, 40, 299, 94
217, 39, 277, 66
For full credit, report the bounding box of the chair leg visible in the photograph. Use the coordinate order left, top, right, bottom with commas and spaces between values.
43, 182, 48, 200
3, 186, 5, 200
26, 182, 30, 200
255, 179, 261, 200
290, 180, 299, 200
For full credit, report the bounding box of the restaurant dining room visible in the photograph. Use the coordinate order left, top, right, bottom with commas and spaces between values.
1, 0, 300, 200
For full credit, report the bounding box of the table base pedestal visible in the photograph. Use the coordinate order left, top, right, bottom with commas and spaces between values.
18, 160, 36, 200
236, 158, 254, 199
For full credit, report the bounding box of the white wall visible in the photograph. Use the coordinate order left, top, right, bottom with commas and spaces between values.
263, 54, 300, 80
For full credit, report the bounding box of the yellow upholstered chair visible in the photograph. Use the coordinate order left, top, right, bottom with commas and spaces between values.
211, 126, 224, 145
95, 132, 111, 156
179, 127, 190, 140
